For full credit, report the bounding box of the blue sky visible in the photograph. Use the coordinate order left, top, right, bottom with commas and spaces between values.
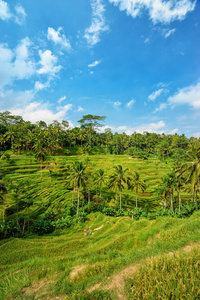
0, 0, 199, 137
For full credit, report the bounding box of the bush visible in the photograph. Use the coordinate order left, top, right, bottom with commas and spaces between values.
52, 216, 74, 229
102, 207, 117, 216
0, 221, 22, 239
32, 219, 54, 235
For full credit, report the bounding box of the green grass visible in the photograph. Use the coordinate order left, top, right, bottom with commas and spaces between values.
1, 211, 200, 299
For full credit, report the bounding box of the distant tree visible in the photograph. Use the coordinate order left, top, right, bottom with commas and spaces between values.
35, 150, 47, 179
162, 173, 176, 213
78, 114, 106, 146
128, 171, 146, 208
109, 165, 128, 209
0, 181, 7, 222
69, 161, 87, 215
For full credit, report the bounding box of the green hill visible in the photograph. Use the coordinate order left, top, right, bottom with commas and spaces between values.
1, 211, 200, 299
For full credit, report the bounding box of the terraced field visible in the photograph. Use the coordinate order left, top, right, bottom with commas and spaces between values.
0, 154, 191, 218
1, 212, 200, 299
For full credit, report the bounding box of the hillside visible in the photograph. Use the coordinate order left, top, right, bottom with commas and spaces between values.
1, 212, 200, 299
0, 154, 191, 221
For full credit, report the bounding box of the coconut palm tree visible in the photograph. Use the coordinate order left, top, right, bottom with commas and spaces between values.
108, 165, 128, 209
35, 150, 47, 179
154, 184, 169, 211
94, 169, 106, 201
128, 171, 146, 208
177, 142, 200, 202
162, 173, 176, 213
69, 161, 87, 215
0, 180, 7, 222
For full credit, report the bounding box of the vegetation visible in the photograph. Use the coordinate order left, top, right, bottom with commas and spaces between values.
0, 111, 200, 299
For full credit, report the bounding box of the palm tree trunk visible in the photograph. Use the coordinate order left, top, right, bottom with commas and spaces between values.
77, 187, 79, 215
120, 187, 122, 210
170, 193, 174, 213
88, 189, 90, 205
178, 188, 182, 211
135, 189, 138, 207
100, 183, 102, 201
3, 197, 5, 223
40, 162, 42, 179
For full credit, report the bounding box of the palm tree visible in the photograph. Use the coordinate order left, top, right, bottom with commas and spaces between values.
108, 165, 128, 209
0, 180, 7, 222
35, 150, 47, 179
154, 184, 169, 211
94, 169, 106, 201
128, 171, 146, 208
69, 161, 87, 215
162, 173, 176, 213
177, 142, 200, 202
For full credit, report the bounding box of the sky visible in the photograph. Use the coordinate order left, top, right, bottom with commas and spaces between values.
0, 0, 199, 137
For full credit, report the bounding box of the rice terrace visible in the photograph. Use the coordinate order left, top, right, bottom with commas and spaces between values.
0, 0, 200, 299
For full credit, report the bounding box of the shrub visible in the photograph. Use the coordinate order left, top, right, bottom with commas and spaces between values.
32, 218, 54, 235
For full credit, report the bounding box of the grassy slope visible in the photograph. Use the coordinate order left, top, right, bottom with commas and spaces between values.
1, 211, 200, 299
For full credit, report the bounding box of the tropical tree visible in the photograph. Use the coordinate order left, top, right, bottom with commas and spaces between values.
128, 171, 146, 208
108, 165, 128, 209
0, 180, 7, 222
177, 142, 200, 202
162, 173, 176, 213
154, 185, 169, 211
35, 150, 47, 179
69, 161, 87, 215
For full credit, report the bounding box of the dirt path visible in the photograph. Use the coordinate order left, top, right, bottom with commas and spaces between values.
87, 242, 200, 300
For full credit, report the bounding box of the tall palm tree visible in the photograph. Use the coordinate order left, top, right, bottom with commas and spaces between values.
69, 161, 87, 215
154, 184, 169, 211
94, 169, 106, 201
128, 171, 146, 208
162, 173, 176, 213
0, 180, 7, 222
35, 150, 47, 179
177, 142, 200, 202
108, 165, 128, 209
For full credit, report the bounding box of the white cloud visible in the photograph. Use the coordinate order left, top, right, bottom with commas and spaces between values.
125, 120, 166, 135
14, 3, 26, 25
154, 102, 168, 113
58, 96, 66, 104
117, 125, 128, 131
163, 28, 176, 38
78, 106, 84, 112
109, 0, 196, 24
90, 71, 94, 74
144, 38, 150, 44
0, 38, 35, 89
88, 60, 101, 68
10, 102, 73, 124
47, 27, 71, 51
0, 0, 11, 20
34, 81, 49, 91
84, 0, 109, 46
169, 128, 179, 134
168, 82, 200, 109
193, 132, 200, 138
0, 89, 35, 111
0, 1, 26, 25
126, 99, 135, 108
37, 50, 62, 77
114, 101, 121, 107
148, 88, 164, 101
